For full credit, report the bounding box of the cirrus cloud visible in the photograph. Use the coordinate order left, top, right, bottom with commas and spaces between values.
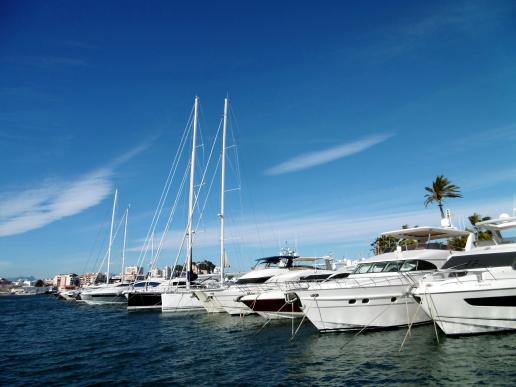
0, 142, 151, 237
264, 133, 393, 175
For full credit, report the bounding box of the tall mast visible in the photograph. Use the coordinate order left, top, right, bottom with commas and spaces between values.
219, 97, 228, 285
121, 206, 129, 283
107, 189, 118, 285
186, 96, 199, 289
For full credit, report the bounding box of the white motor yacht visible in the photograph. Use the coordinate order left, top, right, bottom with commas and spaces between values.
80, 283, 130, 305
57, 289, 80, 301
201, 254, 299, 315
124, 278, 175, 310
412, 215, 516, 335
239, 257, 337, 320
294, 226, 471, 332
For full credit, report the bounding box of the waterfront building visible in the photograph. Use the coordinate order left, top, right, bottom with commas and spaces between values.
53, 274, 80, 289
79, 272, 106, 286
163, 266, 172, 279
150, 268, 163, 278
124, 266, 144, 281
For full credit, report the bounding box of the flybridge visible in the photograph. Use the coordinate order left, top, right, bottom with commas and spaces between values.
381, 226, 471, 241
475, 214, 516, 245
475, 215, 516, 231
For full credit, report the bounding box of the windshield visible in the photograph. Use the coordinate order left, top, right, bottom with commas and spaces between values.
253, 258, 290, 270
499, 229, 516, 244
291, 260, 317, 269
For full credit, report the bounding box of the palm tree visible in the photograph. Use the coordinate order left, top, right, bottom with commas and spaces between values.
424, 175, 463, 218
468, 213, 491, 227
468, 213, 492, 241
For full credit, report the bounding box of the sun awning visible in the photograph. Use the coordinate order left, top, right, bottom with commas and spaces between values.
380, 226, 470, 241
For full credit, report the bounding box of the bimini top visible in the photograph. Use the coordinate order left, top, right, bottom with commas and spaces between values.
475, 215, 516, 231
254, 255, 299, 264
381, 226, 470, 241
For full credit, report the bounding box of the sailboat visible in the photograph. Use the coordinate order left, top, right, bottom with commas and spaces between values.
193, 97, 231, 313
81, 190, 131, 305
161, 96, 206, 312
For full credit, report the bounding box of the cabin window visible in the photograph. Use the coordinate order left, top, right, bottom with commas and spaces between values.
370, 262, 388, 273
391, 297, 397, 302
400, 260, 437, 272
331, 272, 351, 279
348, 299, 356, 304
362, 298, 370, 303
236, 276, 272, 285
354, 263, 373, 274
400, 260, 418, 272
416, 260, 437, 271
383, 261, 402, 272
301, 274, 332, 281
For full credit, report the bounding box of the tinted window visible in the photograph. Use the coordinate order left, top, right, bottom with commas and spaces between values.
301, 274, 332, 281
442, 252, 516, 270
400, 260, 437, 271
236, 276, 272, 285
416, 260, 437, 270
331, 272, 351, 279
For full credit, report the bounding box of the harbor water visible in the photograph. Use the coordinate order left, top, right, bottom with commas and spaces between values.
1, 295, 515, 386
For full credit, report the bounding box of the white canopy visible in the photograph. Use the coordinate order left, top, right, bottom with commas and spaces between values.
475, 216, 516, 231
380, 226, 470, 241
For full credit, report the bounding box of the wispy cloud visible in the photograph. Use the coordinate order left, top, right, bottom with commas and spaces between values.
131, 197, 513, 260
456, 124, 516, 150
366, 2, 511, 62
264, 134, 392, 175
461, 167, 516, 192
0, 142, 150, 237
0, 170, 112, 237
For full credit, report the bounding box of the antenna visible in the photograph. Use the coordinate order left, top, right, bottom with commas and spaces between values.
441, 209, 453, 228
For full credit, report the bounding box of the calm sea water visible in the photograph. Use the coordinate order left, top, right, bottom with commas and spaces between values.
1, 295, 515, 386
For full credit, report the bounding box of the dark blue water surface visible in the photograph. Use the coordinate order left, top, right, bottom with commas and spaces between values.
1, 295, 515, 386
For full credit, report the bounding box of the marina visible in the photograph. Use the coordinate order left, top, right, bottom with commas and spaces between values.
1, 294, 515, 386
2, 1, 516, 385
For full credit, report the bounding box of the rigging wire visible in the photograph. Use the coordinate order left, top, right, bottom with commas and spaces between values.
135, 104, 194, 271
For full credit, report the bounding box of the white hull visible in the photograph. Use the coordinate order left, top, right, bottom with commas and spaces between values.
11, 286, 50, 296
193, 289, 226, 313
414, 273, 516, 335
211, 287, 256, 315
297, 284, 429, 331
161, 291, 204, 313
80, 284, 129, 305
58, 290, 80, 301
80, 293, 127, 304
256, 310, 304, 320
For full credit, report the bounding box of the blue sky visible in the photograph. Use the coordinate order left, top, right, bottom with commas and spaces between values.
1, 0, 516, 278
